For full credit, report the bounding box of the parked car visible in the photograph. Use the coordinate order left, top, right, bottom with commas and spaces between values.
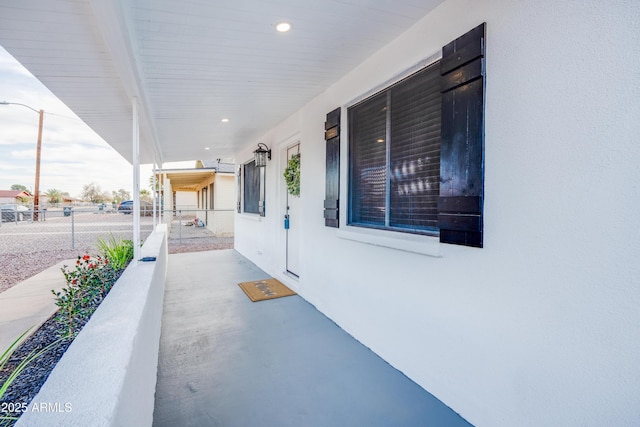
1, 204, 31, 222
117, 200, 153, 216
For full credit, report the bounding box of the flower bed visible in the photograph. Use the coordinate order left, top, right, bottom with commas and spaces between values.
15, 226, 167, 426
0, 239, 132, 426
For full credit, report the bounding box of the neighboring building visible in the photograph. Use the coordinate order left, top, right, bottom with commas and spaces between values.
156, 161, 235, 236
174, 191, 197, 210
60, 195, 84, 205
0, 190, 33, 205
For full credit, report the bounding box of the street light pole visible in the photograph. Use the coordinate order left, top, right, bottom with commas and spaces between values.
34, 108, 44, 220
1, 101, 44, 220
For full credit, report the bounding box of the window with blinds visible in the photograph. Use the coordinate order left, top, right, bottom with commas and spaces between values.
243, 160, 260, 214
348, 62, 441, 234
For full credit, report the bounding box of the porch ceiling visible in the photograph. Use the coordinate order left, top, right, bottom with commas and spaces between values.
161, 169, 215, 191
0, 0, 444, 165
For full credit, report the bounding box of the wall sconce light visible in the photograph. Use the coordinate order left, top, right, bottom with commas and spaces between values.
254, 143, 271, 167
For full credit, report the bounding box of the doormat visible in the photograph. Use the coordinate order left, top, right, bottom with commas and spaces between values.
238, 278, 296, 302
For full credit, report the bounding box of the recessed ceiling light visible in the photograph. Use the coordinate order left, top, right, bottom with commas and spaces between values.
276, 22, 291, 32
221, 118, 229, 123
204, 147, 210, 150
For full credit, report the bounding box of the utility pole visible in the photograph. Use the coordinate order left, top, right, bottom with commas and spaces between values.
1, 101, 45, 220
34, 109, 44, 220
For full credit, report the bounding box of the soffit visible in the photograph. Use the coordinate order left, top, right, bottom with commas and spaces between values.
161, 169, 215, 191
0, 0, 444, 164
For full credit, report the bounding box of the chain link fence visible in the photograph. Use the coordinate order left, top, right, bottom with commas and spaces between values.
0, 206, 234, 292
0, 206, 154, 254
166, 208, 234, 253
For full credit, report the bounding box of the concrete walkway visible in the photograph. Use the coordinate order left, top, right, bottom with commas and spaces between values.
0, 260, 70, 351
153, 250, 472, 427
168, 217, 217, 241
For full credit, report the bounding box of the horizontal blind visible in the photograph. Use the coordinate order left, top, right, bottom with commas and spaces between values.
349, 92, 387, 226
243, 160, 260, 214
390, 64, 441, 231
349, 62, 441, 232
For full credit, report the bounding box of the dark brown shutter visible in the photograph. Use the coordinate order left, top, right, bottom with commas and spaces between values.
324, 108, 340, 227
438, 23, 486, 248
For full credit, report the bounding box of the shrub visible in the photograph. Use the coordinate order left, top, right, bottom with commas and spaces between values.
96, 234, 134, 271
0, 329, 61, 425
52, 255, 117, 338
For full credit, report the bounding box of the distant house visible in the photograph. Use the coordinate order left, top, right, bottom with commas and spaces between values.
60, 196, 74, 204
156, 161, 235, 236
0, 190, 33, 205
60, 195, 84, 206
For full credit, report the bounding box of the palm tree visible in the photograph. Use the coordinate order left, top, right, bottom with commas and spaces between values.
140, 189, 152, 202
44, 188, 63, 205
111, 189, 131, 205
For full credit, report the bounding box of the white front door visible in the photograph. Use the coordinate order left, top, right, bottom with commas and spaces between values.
285, 143, 300, 277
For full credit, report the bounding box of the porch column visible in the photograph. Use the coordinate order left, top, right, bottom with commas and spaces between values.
152, 161, 157, 229
132, 97, 141, 265
163, 174, 172, 218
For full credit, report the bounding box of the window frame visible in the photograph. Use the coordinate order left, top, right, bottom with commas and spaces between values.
239, 159, 265, 217
209, 183, 214, 210
347, 60, 442, 237
341, 23, 486, 249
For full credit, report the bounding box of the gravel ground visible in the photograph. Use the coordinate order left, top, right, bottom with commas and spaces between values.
0, 248, 92, 294
0, 238, 233, 295
0, 266, 124, 426
0, 314, 72, 425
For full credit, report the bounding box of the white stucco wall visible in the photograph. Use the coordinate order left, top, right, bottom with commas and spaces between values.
234, 1, 640, 426
208, 173, 235, 236
214, 173, 236, 210
174, 191, 197, 210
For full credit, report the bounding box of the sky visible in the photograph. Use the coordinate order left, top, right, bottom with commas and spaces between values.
0, 46, 192, 199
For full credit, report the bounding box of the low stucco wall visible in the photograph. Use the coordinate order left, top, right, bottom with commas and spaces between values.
17, 224, 168, 427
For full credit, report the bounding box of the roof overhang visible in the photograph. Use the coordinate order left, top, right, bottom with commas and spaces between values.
0, 1, 445, 165
158, 168, 216, 192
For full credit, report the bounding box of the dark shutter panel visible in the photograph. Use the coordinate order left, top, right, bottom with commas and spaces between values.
324, 108, 340, 227
438, 23, 486, 248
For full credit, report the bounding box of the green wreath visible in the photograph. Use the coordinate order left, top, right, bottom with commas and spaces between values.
283, 153, 300, 196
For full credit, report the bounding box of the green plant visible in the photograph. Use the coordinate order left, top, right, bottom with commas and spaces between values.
0, 329, 61, 424
96, 234, 134, 271
53, 255, 116, 338
283, 153, 300, 196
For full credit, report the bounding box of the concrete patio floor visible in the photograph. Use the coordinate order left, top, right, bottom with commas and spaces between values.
153, 250, 471, 427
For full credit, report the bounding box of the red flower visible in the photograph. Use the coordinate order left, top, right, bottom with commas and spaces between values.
83, 255, 91, 261
104, 259, 109, 265
71, 279, 77, 285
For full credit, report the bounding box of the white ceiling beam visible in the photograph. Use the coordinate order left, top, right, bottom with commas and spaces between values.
89, 0, 164, 165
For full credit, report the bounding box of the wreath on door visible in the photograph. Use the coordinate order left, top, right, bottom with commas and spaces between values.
283, 153, 300, 196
